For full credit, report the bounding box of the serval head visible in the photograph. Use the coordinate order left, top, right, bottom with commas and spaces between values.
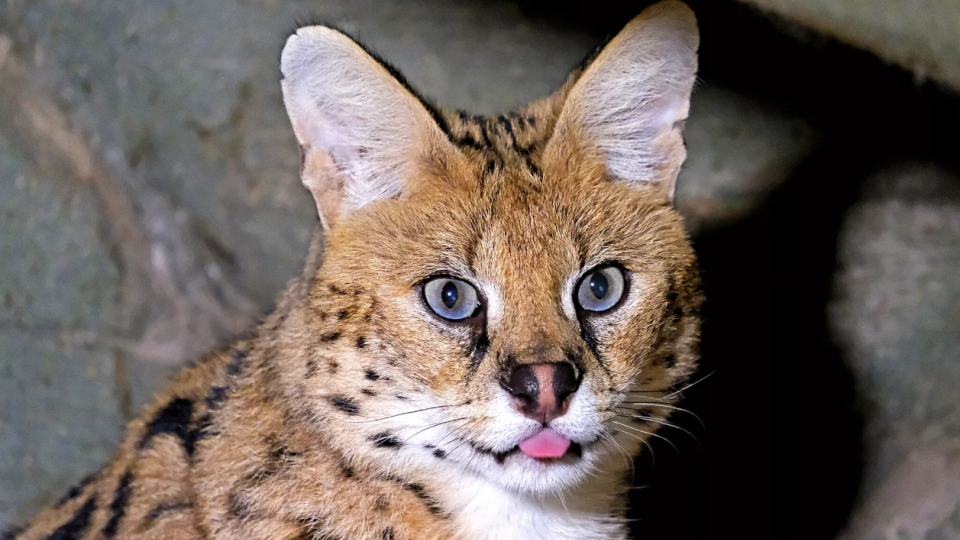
277, 0, 702, 496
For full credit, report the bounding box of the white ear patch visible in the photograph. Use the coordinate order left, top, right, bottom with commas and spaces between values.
280, 27, 449, 222
556, 1, 699, 200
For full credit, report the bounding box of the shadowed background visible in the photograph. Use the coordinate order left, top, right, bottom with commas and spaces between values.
1, 1, 958, 538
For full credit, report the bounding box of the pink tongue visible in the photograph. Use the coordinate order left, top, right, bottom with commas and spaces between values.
518, 429, 572, 459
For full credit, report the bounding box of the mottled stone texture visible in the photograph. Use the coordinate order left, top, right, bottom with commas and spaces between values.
832, 165, 960, 540
0, 1, 958, 538
741, 0, 960, 91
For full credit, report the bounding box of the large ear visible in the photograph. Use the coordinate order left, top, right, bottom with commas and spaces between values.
547, 1, 699, 201
281, 27, 453, 228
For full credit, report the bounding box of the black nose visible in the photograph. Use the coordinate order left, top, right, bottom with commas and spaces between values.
502, 363, 581, 424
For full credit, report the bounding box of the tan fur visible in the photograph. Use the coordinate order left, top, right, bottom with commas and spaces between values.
9, 2, 702, 539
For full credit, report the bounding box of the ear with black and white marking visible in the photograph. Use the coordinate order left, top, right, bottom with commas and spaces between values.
549, 0, 699, 201
281, 26, 453, 228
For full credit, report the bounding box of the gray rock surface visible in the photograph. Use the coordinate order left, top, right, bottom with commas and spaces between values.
832, 165, 960, 540
740, 0, 960, 91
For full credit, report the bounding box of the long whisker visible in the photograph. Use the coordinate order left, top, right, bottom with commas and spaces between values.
443, 435, 476, 457
457, 432, 488, 489
612, 420, 678, 453
346, 402, 465, 424
439, 416, 492, 459
615, 413, 700, 443
400, 417, 471, 445
609, 426, 658, 465
658, 370, 715, 401
425, 417, 487, 476
434, 414, 489, 451
615, 402, 704, 426
625, 370, 716, 400
557, 489, 570, 518
599, 430, 635, 474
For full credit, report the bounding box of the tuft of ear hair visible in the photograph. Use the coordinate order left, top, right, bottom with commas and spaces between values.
547, 0, 699, 202
280, 26, 454, 228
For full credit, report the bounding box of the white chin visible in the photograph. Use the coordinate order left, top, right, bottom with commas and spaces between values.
474, 447, 594, 495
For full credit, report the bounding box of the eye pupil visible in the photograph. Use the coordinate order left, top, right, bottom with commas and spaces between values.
441, 281, 459, 309
589, 272, 609, 299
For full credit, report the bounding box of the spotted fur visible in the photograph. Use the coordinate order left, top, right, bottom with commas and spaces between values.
9, 2, 702, 539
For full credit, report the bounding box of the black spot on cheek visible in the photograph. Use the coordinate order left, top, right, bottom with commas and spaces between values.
356, 336, 366, 348
382, 527, 396, 540
404, 483, 444, 515
338, 459, 355, 478
329, 284, 350, 296
662, 354, 677, 368
320, 331, 341, 342
370, 432, 402, 449
432, 448, 447, 459
364, 369, 380, 381
361, 388, 376, 396
330, 396, 360, 415
269, 441, 302, 465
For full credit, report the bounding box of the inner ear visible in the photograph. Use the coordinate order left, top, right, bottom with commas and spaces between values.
545, 0, 699, 201
281, 26, 458, 228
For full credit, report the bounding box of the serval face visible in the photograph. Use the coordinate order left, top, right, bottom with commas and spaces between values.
280, 0, 701, 495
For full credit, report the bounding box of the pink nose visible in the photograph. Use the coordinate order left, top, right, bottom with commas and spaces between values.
502, 363, 580, 424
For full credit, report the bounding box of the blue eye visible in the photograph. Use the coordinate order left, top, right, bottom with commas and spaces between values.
424, 277, 481, 321
576, 266, 626, 312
